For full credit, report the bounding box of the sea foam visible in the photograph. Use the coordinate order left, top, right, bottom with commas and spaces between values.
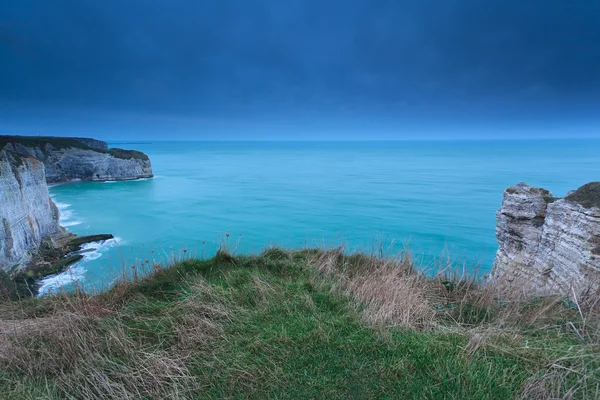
37, 237, 124, 296
54, 201, 85, 228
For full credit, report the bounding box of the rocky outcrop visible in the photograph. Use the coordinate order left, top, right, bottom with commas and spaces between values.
0, 136, 152, 183
0, 150, 63, 272
491, 182, 600, 296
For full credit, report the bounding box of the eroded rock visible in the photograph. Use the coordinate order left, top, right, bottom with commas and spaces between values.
492, 182, 600, 296
0, 150, 63, 271
0, 136, 152, 183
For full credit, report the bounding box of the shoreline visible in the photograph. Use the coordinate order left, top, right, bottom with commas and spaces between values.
4, 234, 115, 299
48, 175, 154, 187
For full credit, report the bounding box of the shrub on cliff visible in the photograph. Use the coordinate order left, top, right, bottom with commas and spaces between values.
107, 148, 150, 160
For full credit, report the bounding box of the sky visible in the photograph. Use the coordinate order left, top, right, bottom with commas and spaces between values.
1, 0, 599, 140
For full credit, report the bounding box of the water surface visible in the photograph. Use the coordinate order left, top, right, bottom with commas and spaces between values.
42, 140, 600, 294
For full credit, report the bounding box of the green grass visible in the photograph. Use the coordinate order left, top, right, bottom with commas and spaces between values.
565, 182, 600, 209
107, 148, 150, 160
1, 249, 598, 399
195, 269, 525, 399
0, 135, 96, 151
1, 135, 149, 161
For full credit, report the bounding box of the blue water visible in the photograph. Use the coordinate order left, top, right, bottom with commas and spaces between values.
42, 140, 600, 294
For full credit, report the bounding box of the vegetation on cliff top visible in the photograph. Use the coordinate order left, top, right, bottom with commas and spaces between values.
0, 136, 101, 152
504, 184, 561, 205
0, 135, 149, 161
107, 147, 150, 160
1, 247, 598, 399
566, 182, 600, 209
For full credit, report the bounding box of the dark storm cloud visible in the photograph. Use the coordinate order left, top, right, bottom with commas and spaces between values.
1, 0, 599, 136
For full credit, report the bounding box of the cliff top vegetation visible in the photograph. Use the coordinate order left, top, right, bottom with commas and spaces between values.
1, 246, 598, 399
566, 182, 600, 209
0, 135, 149, 161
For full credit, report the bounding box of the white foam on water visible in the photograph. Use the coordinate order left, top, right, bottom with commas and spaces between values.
104, 178, 151, 183
54, 201, 71, 210
37, 264, 86, 296
83, 236, 124, 251
36, 237, 125, 297
58, 209, 75, 225
53, 200, 86, 228
62, 220, 83, 227
77, 236, 124, 262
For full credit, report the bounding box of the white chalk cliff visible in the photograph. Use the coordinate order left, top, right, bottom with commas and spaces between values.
0, 150, 63, 272
492, 182, 600, 295
1, 136, 153, 183
0, 136, 153, 273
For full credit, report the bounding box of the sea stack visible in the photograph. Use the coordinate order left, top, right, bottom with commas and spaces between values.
491, 182, 600, 295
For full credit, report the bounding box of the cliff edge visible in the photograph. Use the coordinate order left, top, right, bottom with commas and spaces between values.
0, 136, 153, 183
491, 182, 600, 295
0, 150, 63, 272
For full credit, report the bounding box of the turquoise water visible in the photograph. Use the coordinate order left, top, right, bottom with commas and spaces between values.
42, 140, 600, 294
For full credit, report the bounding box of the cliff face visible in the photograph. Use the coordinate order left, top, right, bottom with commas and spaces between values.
492, 182, 600, 295
0, 150, 63, 272
0, 136, 152, 183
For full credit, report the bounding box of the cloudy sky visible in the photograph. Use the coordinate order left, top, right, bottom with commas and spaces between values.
1, 0, 599, 140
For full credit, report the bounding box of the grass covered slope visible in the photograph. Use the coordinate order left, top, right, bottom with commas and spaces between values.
0, 135, 149, 161
1, 248, 599, 399
0, 136, 104, 151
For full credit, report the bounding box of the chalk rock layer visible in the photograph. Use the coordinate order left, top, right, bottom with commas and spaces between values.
0, 150, 62, 271
1, 136, 152, 183
492, 182, 600, 295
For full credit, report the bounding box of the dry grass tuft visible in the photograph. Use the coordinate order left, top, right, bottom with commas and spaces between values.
54, 351, 199, 399
172, 280, 230, 350
0, 310, 205, 398
309, 246, 600, 399
2, 248, 599, 399
0, 273, 232, 399
312, 249, 436, 328
0, 312, 118, 376
520, 360, 600, 400
251, 275, 277, 305
347, 269, 435, 327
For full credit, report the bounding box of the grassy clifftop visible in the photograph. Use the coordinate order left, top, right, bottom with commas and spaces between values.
0, 135, 149, 161
566, 182, 600, 209
107, 147, 149, 160
1, 248, 598, 399
0, 136, 103, 151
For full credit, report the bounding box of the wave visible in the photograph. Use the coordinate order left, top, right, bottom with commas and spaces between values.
54, 201, 71, 210
77, 236, 124, 261
54, 200, 85, 228
37, 264, 86, 296
58, 208, 78, 228
103, 178, 152, 183
62, 220, 83, 227
36, 237, 125, 297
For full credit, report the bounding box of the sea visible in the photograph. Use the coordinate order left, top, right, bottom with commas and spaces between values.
40, 139, 600, 295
